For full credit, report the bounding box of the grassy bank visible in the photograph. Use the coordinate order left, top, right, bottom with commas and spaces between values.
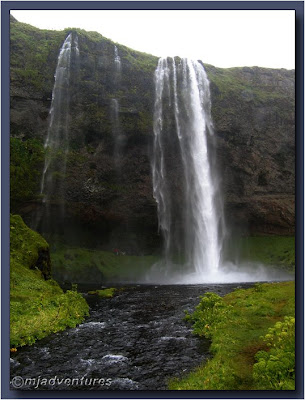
51, 235, 295, 284
51, 246, 159, 283
224, 235, 295, 273
169, 281, 295, 390
239, 236, 295, 271
10, 215, 89, 348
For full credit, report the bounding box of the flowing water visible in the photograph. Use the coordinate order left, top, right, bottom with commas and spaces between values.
114, 45, 121, 79
111, 98, 122, 168
151, 57, 224, 280
40, 33, 78, 202
10, 284, 251, 391
149, 58, 282, 284
36, 33, 79, 231
111, 45, 123, 169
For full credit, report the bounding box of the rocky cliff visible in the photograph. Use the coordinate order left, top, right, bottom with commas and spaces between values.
205, 64, 295, 236
10, 16, 295, 253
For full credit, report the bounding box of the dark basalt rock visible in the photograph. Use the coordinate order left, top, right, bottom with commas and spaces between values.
10, 18, 295, 253
34, 247, 52, 280
205, 65, 295, 235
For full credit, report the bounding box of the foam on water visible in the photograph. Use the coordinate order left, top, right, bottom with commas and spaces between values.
102, 354, 128, 364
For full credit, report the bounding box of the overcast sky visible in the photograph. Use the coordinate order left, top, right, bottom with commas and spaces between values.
11, 9, 295, 69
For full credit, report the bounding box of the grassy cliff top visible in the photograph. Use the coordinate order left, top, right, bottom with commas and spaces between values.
10, 16, 158, 95
11, 15, 294, 99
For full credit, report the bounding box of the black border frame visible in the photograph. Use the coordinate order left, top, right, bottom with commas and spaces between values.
1, 1, 304, 399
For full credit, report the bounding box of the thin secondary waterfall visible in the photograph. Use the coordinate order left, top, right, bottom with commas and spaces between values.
111, 98, 122, 168
152, 57, 223, 277
114, 45, 121, 78
38, 33, 79, 228
111, 45, 123, 170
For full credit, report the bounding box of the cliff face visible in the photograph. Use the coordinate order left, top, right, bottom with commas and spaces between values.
10, 17, 295, 252
205, 64, 295, 235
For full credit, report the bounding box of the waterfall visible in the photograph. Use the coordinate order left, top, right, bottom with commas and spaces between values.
114, 45, 121, 77
152, 57, 223, 277
111, 98, 120, 134
37, 33, 79, 231
111, 45, 123, 170
111, 98, 122, 168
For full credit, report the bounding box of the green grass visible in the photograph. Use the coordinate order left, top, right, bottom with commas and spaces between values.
88, 288, 117, 297
51, 246, 160, 283
238, 236, 295, 272
10, 215, 89, 348
51, 236, 294, 283
169, 281, 295, 390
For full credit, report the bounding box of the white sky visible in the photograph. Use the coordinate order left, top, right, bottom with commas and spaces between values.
10, 9, 295, 69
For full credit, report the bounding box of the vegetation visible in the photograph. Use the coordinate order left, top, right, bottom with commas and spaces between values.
238, 236, 295, 272
253, 316, 295, 390
169, 281, 295, 390
10, 215, 89, 348
204, 63, 295, 125
10, 214, 49, 272
88, 288, 117, 297
204, 64, 294, 103
120, 43, 158, 74
10, 16, 68, 92
50, 235, 295, 284
10, 137, 45, 209
74, 25, 158, 73
51, 245, 159, 283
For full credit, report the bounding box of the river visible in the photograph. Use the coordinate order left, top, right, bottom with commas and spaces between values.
10, 283, 252, 391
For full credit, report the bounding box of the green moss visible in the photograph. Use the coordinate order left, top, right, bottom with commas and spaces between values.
205, 64, 294, 101
10, 215, 89, 348
10, 19, 68, 92
10, 137, 45, 209
88, 288, 117, 297
10, 214, 49, 269
120, 44, 158, 74
204, 64, 294, 124
71, 25, 158, 74
239, 236, 295, 271
51, 246, 159, 283
169, 281, 294, 390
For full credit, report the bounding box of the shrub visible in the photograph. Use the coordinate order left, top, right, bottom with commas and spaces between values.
253, 316, 295, 390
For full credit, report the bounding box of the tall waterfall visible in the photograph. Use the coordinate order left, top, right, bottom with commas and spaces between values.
152, 57, 223, 277
37, 33, 79, 230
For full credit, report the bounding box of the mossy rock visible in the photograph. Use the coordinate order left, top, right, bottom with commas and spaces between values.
10, 214, 51, 279
88, 288, 117, 297
10, 214, 89, 347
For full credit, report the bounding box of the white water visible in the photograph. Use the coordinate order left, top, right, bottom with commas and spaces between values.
148, 57, 293, 284
114, 45, 121, 76
111, 98, 120, 136
111, 46, 123, 168
144, 260, 291, 284
111, 98, 124, 169
151, 57, 222, 281
40, 33, 79, 205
